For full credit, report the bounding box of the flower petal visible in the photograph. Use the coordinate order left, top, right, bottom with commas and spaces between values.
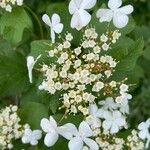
138, 122, 146, 130
96, 9, 113, 23
32, 130, 42, 140
84, 138, 99, 150
117, 5, 134, 15
49, 116, 57, 129
108, 0, 122, 10
138, 130, 147, 140
58, 123, 78, 140
42, 14, 51, 27
89, 104, 98, 116
79, 121, 93, 138
53, 23, 64, 33
80, 0, 97, 10
51, 29, 55, 43
44, 132, 59, 147
103, 111, 112, 120
102, 120, 112, 130
71, 10, 91, 30
113, 13, 129, 28
110, 124, 119, 134
69, 0, 83, 14
51, 14, 61, 27
68, 137, 83, 150
40, 118, 54, 133
31, 140, 38, 146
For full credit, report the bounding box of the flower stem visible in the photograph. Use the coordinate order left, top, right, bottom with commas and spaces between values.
23, 4, 44, 39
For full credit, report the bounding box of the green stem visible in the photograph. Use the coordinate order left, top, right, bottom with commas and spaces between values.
24, 4, 44, 39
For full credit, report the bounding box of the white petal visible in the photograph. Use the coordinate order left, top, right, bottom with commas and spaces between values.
113, 13, 129, 28
44, 132, 59, 147
40, 118, 54, 133
84, 138, 99, 150
103, 111, 112, 120
32, 130, 42, 140
102, 120, 112, 130
79, 121, 93, 138
71, 10, 91, 30
80, 0, 97, 10
27, 55, 41, 83
96, 9, 113, 22
31, 140, 38, 146
108, 0, 122, 10
115, 118, 125, 126
89, 104, 98, 116
42, 14, 51, 27
58, 123, 78, 140
113, 111, 121, 119
49, 116, 57, 128
53, 23, 63, 33
51, 14, 61, 26
138, 122, 146, 130
138, 130, 147, 140
69, 0, 83, 14
110, 124, 119, 134
117, 5, 134, 15
68, 137, 83, 150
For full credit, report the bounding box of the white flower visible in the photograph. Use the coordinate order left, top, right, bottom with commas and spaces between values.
69, 0, 97, 30
138, 119, 150, 149
22, 129, 42, 146
120, 84, 128, 92
17, 0, 23, 6
27, 55, 41, 83
67, 121, 99, 150
98, 97, 117, 111
96, 0, 134, 28
102, 110, 126, 134
86, 104, 102, 129
40, 116, 74, 147
42, 13, 63, 43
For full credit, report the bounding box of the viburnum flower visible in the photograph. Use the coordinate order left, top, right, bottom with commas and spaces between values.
96, 0, 134, 28
138, 118, 150, 148
40, 116, 75, 147
69, 0, 97, 30
22, 129, 42, 146
98, 97, 118, 111
102, 110, 126, 134
42, 13, 63, 43
67, 121, 99, 150
86, 104, 102, 129
27, 55, 41, 83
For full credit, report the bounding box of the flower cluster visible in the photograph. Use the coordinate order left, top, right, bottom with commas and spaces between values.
0, 105, 28, 149
38, 28, 131, 117
0, 0, 23, 12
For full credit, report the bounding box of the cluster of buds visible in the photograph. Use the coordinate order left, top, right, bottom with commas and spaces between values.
0, 105, 29, 149
0, 0, 23, 12
39, 28, 132, 116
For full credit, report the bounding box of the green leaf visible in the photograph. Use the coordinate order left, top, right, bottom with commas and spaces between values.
0, 7, 33, 45
143, 46, 150, 61
111, 38, 144, 80
0, 50, 29, 96
19, 102, 48, 129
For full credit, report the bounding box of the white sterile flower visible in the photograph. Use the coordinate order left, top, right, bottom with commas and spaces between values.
27, 55, 41, 83
69, 0, 97, 30
40, 116, 75, 147
138, 118, 150, 149
98, 97, 117, 111
86, 104, 102, 129
42, 14, 63, 43
22, 129, 42, 146
67, 121, 99, 150
102, 110, 126, 134
96, 0, 134, 28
